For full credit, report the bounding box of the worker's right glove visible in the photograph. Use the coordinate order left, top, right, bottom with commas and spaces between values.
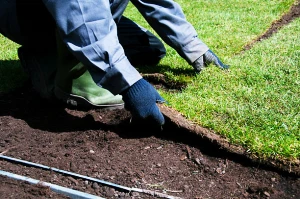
192, 49, 229, 72
121, 78, 165, 126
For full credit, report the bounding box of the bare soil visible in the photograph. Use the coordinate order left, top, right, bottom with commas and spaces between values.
0, 84, 299, 199
1, 2, 300, 199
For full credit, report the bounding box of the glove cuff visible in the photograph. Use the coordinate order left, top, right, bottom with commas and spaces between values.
192, 55, 205, 72
122, 78, 147, 96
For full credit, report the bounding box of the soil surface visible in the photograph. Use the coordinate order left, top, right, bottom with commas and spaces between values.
1, 85, 299, 199
1, 2, 300, 199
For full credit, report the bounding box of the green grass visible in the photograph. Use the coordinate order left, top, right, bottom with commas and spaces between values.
0, 0, 299, 162
0, 35, 26, 92
164, 17, 300, 160
126, 0, 299, 161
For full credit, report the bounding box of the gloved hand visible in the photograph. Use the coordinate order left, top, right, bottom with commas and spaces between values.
192, 49, 229, 72
121, 78, 165, 126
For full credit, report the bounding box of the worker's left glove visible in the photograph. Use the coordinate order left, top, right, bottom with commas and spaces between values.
192, 49, 229, 72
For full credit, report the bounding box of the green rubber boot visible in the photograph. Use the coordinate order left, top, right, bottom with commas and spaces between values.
54, 35, 124, 109
54, 62, 124, 109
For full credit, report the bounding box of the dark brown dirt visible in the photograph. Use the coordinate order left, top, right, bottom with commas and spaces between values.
0, 84, 299, 199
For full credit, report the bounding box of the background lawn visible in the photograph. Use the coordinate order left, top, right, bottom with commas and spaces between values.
0, 0, 299, 162
0, 36, 24, 92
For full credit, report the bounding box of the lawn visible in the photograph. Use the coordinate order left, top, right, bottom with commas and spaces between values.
0, 0, 299, 163
128, 0, 299, 162
0, 36, 24, 92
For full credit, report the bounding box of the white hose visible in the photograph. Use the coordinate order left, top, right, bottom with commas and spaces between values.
0, 155, 182, 199
0, 170, 105, 199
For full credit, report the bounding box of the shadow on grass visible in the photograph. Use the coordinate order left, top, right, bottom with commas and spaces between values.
138, 64, 197, 91
0, 60, 27, 93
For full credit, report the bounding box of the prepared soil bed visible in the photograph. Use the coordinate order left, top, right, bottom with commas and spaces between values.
0, 86, 299, 199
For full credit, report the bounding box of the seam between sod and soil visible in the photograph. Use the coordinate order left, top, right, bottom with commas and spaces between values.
158, 104, 300, 177
241, 0, 300, 52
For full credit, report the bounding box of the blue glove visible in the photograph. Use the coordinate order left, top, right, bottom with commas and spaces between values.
121, 79, 165, 126
192, 49, 229, 72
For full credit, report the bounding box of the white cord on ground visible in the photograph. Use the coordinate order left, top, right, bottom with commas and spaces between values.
0, 170, 105, 199
0, 155, 182, 199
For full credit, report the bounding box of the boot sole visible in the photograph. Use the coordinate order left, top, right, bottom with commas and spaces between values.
54, 87, 124, 110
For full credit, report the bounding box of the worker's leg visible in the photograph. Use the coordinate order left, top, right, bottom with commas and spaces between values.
117, 16, 166, 66
18, 39, 124, 109
54, 32, 124, 109
17, 47, 57, 99
0, 0, 23, 45
0, 0, 55, 99
11, 0, 124, 109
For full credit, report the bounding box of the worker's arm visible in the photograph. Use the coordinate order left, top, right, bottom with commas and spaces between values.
42, 0, 142, 95
131, 0, 228, 71
42, 0, 165, 126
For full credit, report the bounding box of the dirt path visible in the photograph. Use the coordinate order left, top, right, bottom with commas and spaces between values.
0, 86, 299, 199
